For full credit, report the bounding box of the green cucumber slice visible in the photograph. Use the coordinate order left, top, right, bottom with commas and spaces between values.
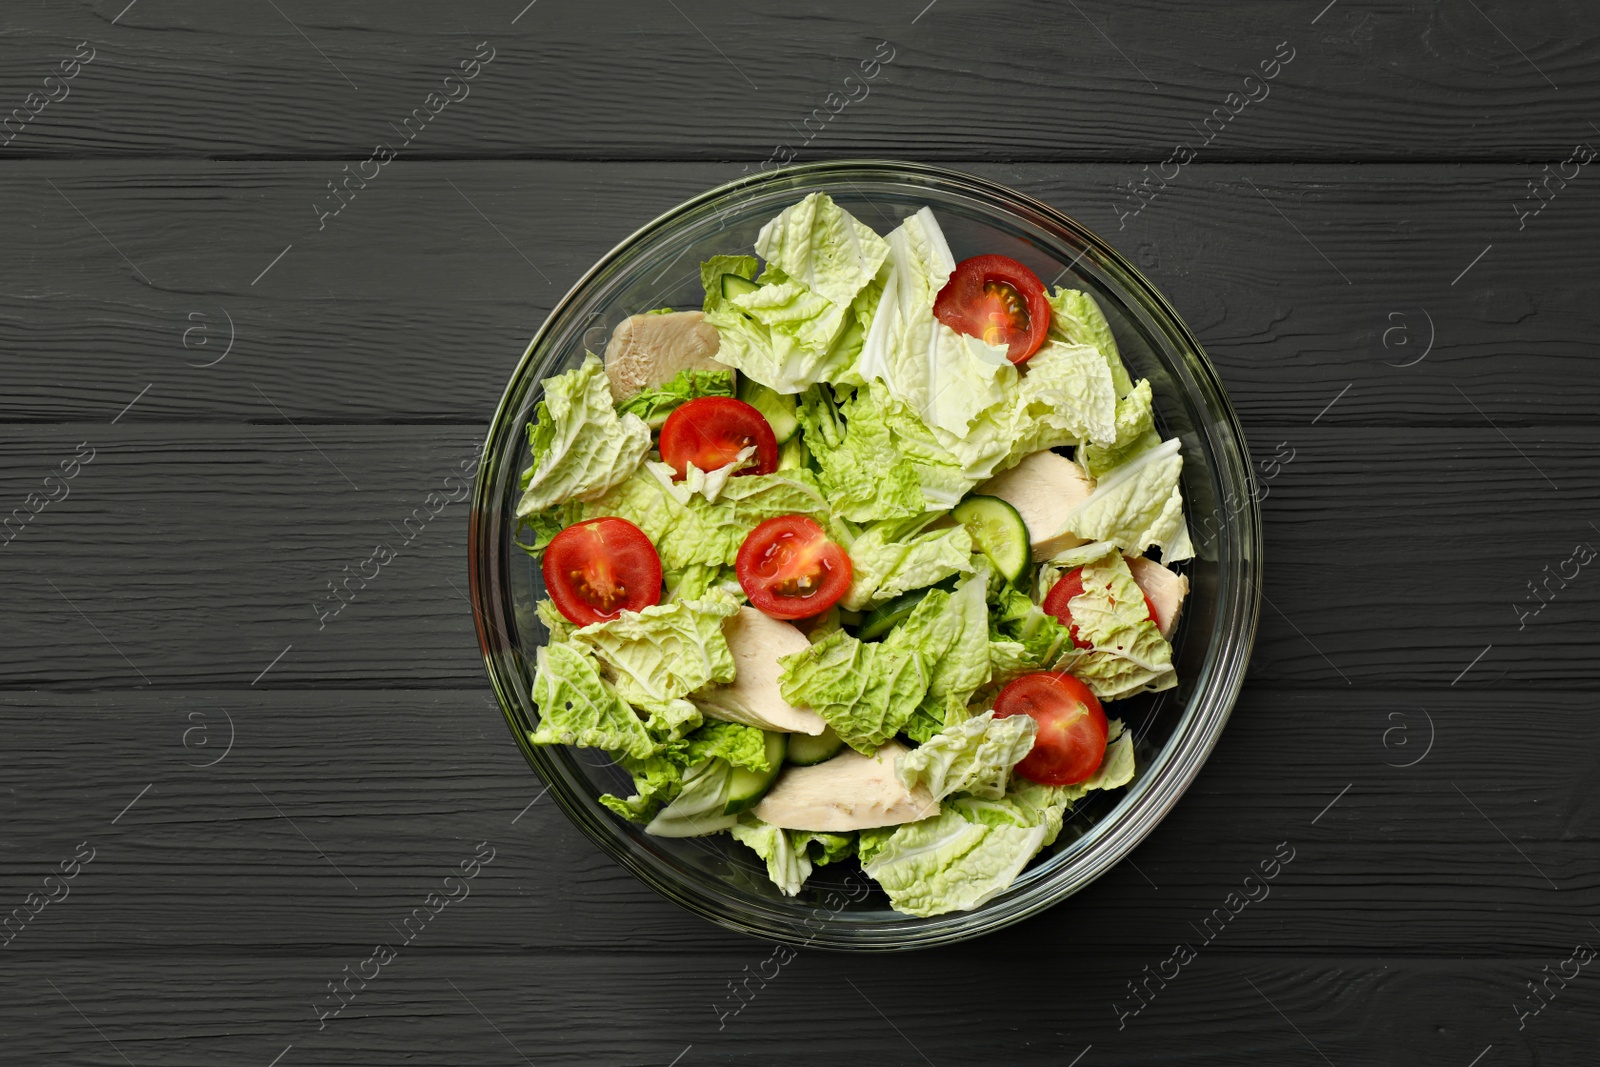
723, 731, 788, 814
720, 273, 761, 300
856, 575, 958, 641
737, 376, 800, 443
953, 494, 1031, 584
857, 587, 934, 641
785, 726, 844, 767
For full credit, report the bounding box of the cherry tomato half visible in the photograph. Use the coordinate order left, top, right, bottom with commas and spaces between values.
1041, 566, 1159, 649
735, 515, 852, 620
933, 254, 1051, 364
542, 517, 663, 626
994, 671, 1109, 786
658, 396, 778, 481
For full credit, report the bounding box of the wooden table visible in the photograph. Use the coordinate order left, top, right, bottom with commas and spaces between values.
4, 2, 1596, 1063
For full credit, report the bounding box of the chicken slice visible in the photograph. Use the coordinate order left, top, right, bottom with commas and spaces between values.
753, 742, 938, 832
603, 311, 729, 402
694, 607, 827, 736
1126, 555, 1188, 639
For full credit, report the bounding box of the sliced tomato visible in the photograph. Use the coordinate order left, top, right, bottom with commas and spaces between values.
933, 254, 1051, 364
542, 517, 662, 626
1041, 565, 1159, 649
993, 671, 1109, 786
735, 515, 851, 620
658, 396, 778, 481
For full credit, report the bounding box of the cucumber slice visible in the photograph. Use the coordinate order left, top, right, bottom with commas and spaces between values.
723, 731, 788, 814
953, 494, 1031, 584
785, 726, 844, 767
737, 377, 800, 443
777, 434, 808, 470
857, 587, 934, 641
855, 574, 958, 641
720, 273, 761, 300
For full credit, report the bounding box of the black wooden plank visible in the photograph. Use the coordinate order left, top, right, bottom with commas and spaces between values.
0, 1, 1594, 161
0, 3, 1594, 1062
4, 952, 1596, 1066
1, 162, 1596, 428
1, 423, 1595, 690
3, 686, 1595, 958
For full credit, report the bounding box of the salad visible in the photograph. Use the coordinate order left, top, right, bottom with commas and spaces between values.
515, 192, 1191, 918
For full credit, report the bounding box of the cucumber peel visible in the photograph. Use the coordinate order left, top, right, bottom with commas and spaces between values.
953, 494, 1031, 584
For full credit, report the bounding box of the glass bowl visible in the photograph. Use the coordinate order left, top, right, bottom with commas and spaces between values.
468, 161, 1261, 950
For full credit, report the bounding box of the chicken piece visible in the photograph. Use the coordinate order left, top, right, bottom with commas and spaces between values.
603, 311, 729, 402
694, 607, 827, 735
975, 449, 1094, 562
753, 742, 938, 831
1126, 555, 1188, 639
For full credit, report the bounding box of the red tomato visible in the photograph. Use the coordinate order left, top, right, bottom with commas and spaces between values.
933, 254, 1051, 364
994, 671, 1109, 786
735, 515, 852, 620
658, 396, 778, 481
1041, 566, 1159, 649
542, 517, 662, 626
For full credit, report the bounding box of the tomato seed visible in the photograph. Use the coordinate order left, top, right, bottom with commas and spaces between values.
570, 568, 626, 612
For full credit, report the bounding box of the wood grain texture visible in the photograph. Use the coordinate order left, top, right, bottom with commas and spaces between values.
4, 953, 1597, 1066
0, 0, 1594, 160
1, 162, 1597, 427
3, 1, 1597, 1063
1, 688, 1595, 957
